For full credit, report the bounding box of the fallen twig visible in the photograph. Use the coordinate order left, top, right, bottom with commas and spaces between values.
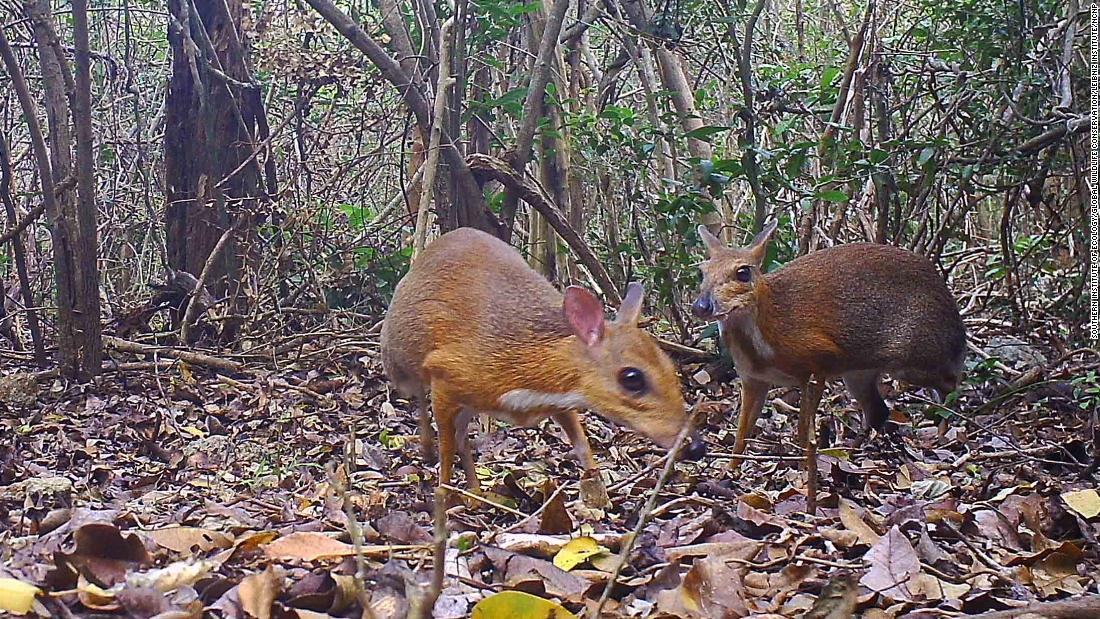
103, 336, 244, 373
966, 594, 1100, 618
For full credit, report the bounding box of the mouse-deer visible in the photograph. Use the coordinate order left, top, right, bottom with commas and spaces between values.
693, 222, 965, 510
382, 228, 705, 503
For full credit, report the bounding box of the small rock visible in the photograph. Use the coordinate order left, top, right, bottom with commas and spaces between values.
0, 372, 38, 407
986, 335, 1047, 369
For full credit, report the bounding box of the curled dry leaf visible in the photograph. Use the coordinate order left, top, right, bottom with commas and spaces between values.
127, 559, 216, 593
77, 575, 121, 612
655, 556, 749, 618
238, 566, 282, 619
49, 522, 153, 589
493, 533, 624, 558
537, 479, 573, 535
213, 531, 279, 566
838, 499, 881, 546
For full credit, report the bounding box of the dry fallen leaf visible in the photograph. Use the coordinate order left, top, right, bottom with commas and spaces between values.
49, 522, 152, 589
494, 533, 623, 558
0, 577, 41, 615
377, 511, 432, 544
239, 566, 282, 619
263, 532, 357, 561
859, 525, 920, 602
665, 540, 761, 563
77, 575, 120, 612
537, 479, 573, 535
839, 499, 881, 546
1061, 489, 1100, 519
144, 526, 233, 554
127, 559, 215, 593
656, 556, 748, 618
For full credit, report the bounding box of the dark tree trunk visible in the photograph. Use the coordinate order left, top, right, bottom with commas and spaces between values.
71, 0, 103, 377
165, 0, 265, 341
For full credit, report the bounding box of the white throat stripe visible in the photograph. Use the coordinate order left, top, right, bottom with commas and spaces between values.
498, 389, 589, 411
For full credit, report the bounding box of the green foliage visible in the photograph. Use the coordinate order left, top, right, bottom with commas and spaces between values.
337, 203, 372, 230
1071, 371, 1100, 412
468, 0, 541, 44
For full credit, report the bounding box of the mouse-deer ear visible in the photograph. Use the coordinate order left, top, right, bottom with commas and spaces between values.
615, 282, 644, 325
697, 224, 727, 257
563, 286, 606, 347
748, 219, 778, 264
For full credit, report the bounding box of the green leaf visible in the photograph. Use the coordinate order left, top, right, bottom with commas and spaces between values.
869, 148, 890, 165
684, 125, 732, 142
816, 189, 849, 203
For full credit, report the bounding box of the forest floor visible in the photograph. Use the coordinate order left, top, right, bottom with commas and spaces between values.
1, 323, 1098, 618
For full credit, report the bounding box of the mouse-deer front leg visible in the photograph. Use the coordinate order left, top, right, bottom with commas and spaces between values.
732, 377, 770, 468
552, 410, 609, 508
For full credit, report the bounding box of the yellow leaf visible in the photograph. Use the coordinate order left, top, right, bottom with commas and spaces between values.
552, 536, 603, 572
471, 590, 578, 619
819, 447, 851, 460
0, 577, 41, 615
182, 425, 206, 438
76, 577, 118, 611
839, 499, 881, 546
1061, 489, 1100, 519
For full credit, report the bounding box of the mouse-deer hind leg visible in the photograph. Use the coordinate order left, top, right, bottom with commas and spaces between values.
799, 376, 825, 515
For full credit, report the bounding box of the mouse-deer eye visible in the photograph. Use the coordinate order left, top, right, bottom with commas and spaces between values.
735, 265, 752, 283
617, 367, 648, 395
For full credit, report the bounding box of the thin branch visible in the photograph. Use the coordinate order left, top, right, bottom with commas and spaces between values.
467, 153, 622, 303
413, 17, 454, 257
589, 410, 698, 618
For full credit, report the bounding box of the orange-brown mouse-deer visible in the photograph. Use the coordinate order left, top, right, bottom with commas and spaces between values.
693, 222, 965, 462
381, 227, 704, 500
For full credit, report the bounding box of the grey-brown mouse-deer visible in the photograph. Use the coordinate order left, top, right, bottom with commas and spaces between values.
692, 222, 965, 506
381, 227, 705, 500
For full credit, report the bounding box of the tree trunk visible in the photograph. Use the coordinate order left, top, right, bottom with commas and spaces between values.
0, 89, 46, 367
70, 0, 103, 377
165, 0, 264, 341
27, 0, 100, 380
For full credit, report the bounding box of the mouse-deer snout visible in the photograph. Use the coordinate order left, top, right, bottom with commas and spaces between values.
691, 292, 715, 319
